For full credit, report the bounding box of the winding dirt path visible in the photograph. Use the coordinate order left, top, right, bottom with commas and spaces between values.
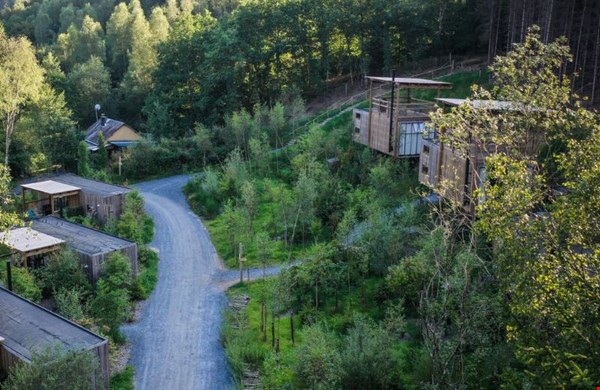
122, 175, 232, 390
121, 175, 293, 389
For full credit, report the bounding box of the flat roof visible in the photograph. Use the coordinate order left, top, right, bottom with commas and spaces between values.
32, 216, 135, 257
21, 180, 80, 195
52, 174, 129, 197
436, 98, 523, 111
0, 287, 106, 361
367, 77, 452, 89
0, 228, 64, 254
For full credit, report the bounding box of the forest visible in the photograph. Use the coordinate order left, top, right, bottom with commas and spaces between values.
0, 0, 599, 389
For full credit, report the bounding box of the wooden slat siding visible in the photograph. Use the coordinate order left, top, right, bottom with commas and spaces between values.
80, 192, 125, 224
79, 243, 137, 285
419, 139, 440, 187
94, 340, 109, 390
352, 109, 370, 146
0, 345, 26, 379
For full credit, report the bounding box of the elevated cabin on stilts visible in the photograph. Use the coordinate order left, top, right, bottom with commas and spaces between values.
352, 76, 452, 158
419, 98, 544, 214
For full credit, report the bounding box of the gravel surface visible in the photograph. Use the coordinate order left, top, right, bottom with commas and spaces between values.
121, 175, 233, 390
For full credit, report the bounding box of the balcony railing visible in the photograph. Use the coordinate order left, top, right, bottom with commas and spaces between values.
371, 98, 435, 118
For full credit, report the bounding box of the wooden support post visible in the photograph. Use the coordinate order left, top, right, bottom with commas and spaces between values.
367, 79, 374, 148
238, 243, 244, 284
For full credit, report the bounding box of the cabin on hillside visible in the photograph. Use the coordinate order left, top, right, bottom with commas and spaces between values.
419, 98, 544, 213
31, 216, 138, 283
352, 76, 452, 158
0, 287, 109, 388
21, 174, 130, 223
0, 228, 64, 269
85, 114, 142, 152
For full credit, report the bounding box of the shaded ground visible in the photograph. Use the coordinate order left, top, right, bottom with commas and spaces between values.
122, 175, 291, 390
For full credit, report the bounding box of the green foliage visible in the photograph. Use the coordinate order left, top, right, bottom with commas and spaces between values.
94, 132, 108, 170
339, 314, 395, 389
0, 25, 45, 166
64, 56, 111, 124
131, 247, 159, 300
110, 366, 135, 390
54, 287, 86, 322
2, 345, 103, 390
115, 190, 154, 245
77, 141, 91, 177
55, 15, 106, 72
295, 324, 341, 390
4, 265, 42, 302
34, 249, 91, 297
91, 252, 132, 330
184, 168, 224, 218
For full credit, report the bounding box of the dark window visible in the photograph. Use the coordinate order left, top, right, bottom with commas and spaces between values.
423, 145, 430, 154
421, 165, 429, 174
354, 127, 360, 134
355, 112, 361, 119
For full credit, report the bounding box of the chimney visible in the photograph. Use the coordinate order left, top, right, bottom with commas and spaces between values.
100, 114, 107, 127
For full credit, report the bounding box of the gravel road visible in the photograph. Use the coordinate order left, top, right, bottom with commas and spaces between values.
122, 175, 233, 390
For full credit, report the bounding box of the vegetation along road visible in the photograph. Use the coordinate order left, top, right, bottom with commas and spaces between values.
122, 175, 232, 390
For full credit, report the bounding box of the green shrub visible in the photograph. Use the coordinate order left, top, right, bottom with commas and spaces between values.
110, 366, 135, 390
34, 249, 91, 297
295, 324, 341, 390
91, 252, 132, 330
3, 345, 103, 390
55, 287, 87, 322
131, 247, 159, 300
6, 266, 42, 302
339, 314, 395, 389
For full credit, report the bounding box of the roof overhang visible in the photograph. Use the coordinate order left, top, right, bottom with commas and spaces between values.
21, 180, 81, 196
367, 76, 452, 89
0, 228, 64, 255
108, 141, 139, 147
436, 98, 526, 111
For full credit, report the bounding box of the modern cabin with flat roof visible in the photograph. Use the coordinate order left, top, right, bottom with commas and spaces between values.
22, 174, 130, 223
0, 287, 108, 388
352, 76, 452, 158
0, 228, 64, 268
419, 98, 544, 213
31, 216, 138, 283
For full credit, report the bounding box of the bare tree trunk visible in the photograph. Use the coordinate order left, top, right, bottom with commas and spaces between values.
591, 13, 600, 105
4, 111, 16, 166
290, 313, 295, 346
572, 0, 587, 90
544, 0, 554, 42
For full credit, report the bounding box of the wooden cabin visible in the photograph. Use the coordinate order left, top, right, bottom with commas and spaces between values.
31, 216, 138, 283
0, 287, 109, 388
419, 98, 543, 213
85, 114, 142, 152
22, 174, 130, 223
0, 228, 64, 268
353, 76, 452, 158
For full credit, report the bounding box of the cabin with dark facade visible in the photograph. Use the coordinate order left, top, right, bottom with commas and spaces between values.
0, 287, 109, 388
352, 77, 452, 158
21, 174, 130, 224
31, 216, 138, 283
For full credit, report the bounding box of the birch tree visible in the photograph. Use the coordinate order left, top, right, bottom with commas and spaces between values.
0, 26, 45, 166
